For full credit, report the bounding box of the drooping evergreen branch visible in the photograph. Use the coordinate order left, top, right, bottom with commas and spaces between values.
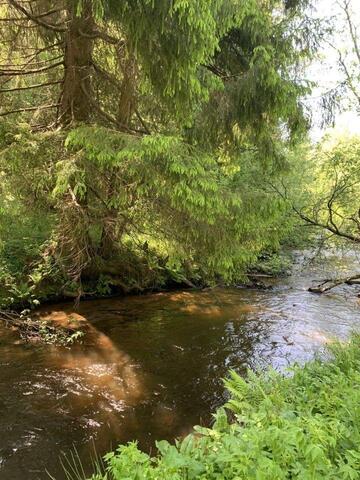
0, 21, 37, 28
0, 0, 34, 4
0, 42, 63, 88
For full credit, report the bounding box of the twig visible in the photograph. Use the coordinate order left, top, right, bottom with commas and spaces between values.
0, 103, 60, 116
0, 79, 62, 93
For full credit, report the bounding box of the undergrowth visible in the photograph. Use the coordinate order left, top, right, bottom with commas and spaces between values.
85, 335, 360, 479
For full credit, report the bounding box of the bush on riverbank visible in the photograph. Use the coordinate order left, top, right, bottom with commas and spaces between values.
88, 335, 360, 479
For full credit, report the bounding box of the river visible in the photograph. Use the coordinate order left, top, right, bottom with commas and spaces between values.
0, 250, 359, 479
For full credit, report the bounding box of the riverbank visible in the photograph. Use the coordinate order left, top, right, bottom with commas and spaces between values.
86, 334, 360, 480
0, 250, 292, 344
0, 268, 359, 479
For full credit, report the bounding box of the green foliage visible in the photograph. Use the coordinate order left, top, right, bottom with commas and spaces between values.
88, 335, 360, 479
252, 251, 293, 276
60, 125, 293, 283
99, 0, 237, 118
0, 122, 65, 307
0, 117, 301, 306
35, 320, 85, 345
0, 0, 320, 305
95, 0, 316, 136
192, 0, 316, 159
10, 314, 86, 345
282, 132, 360, 246
313, 134, 360, 239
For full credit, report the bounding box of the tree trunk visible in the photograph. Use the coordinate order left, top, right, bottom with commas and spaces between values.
117, 54, 137, 126
59, 0, 94, 124
98, 53, 137, 258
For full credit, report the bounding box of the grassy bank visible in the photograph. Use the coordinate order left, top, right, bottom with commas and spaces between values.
85, 335, 360, 479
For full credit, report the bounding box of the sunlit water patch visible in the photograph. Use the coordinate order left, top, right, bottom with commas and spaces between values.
0, 251, 359, 479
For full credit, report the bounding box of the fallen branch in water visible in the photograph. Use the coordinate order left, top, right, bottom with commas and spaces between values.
309, 273, 360, 293
248, 273, 274, 278
0, 309, 22, 326
0, 309, 84, 344
0, 309, 46, 340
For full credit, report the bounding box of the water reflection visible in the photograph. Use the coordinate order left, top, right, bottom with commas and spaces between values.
0, 252, 359, 479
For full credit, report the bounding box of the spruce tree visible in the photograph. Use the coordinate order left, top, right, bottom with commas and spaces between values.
0, 0, 319, 297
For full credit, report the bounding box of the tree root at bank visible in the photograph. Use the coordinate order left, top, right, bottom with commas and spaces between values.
0, 309, 84, 344
309, 274, 360, 294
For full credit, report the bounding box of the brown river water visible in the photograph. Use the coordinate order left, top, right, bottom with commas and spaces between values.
0, 251, 359, 479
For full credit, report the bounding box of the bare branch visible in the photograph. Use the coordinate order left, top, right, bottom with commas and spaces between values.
267, 180, 360, 244
0, 79, 62, 93
92, 61, 121, 89
0, 60, 63, 76
0, 54, 63, 68
79, 28, 124, 46
0, 7, 64, 22
135, 108, 151, 134
8, 0, 67, 32
341, 0, 360, 64
0, 103, 60, 117
338, 50, 360, 106
79, 80, 132, 132
80, 80, 147, 136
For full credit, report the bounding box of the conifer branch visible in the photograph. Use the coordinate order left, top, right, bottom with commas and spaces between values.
0, 7, 64, 22
0, 60, 63, 76
79, 28, 124, 46
135, 109, 151, 134
0, 79, 62, 93
92, 61, 121, 89
13, 41, 64, 59
8, 0, 67, 32
0, 54, 63, 68
0, 103, 60, 116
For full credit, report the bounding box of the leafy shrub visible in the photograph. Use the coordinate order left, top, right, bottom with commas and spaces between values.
89, 335, 360, 479
251, 251, 293, 276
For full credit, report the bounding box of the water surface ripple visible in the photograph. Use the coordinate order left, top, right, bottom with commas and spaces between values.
0, 251, 359, 479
